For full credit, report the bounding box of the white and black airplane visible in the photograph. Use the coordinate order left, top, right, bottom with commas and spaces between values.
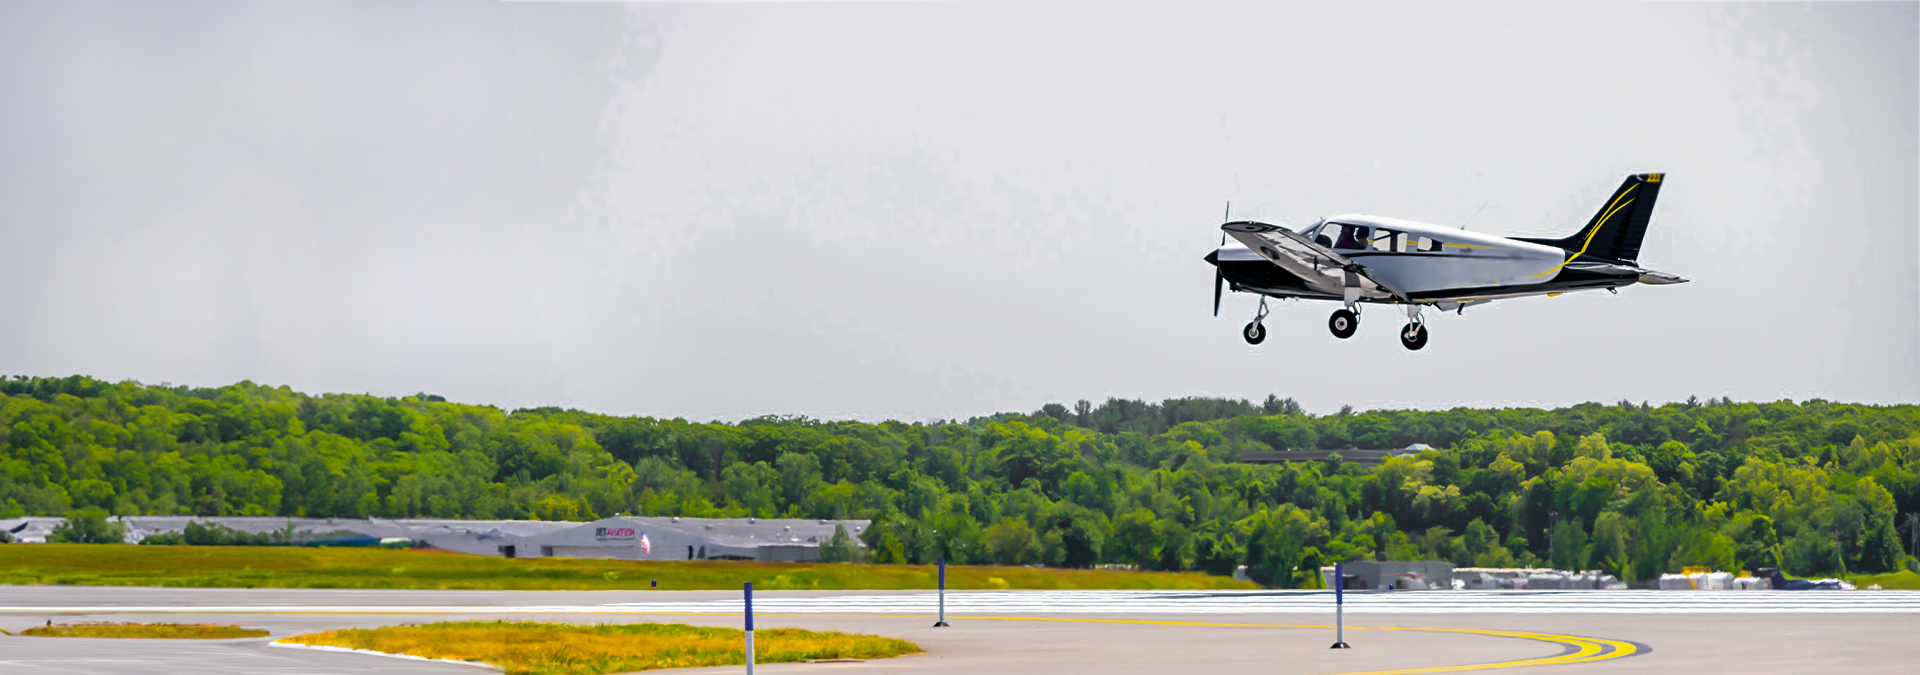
1205, 173, 1687, 350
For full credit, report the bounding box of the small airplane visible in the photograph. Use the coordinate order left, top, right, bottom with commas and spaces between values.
1205, 173, 1687, 350
1760, 567, 1852, 591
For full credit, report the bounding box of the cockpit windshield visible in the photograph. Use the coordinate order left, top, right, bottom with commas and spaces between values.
1303, 221, 1368, 249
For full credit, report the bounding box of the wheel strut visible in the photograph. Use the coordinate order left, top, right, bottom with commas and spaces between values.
1400, 303, 1430, 351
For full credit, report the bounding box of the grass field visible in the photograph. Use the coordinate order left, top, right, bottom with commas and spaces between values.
0, 544, 1256, 590
1850, 569, 1920, 590
18, 622, 269, 639
280, 620, 919, 675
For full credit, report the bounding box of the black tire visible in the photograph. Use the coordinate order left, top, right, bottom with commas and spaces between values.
1243, 322, 1267, 345
1328, 309, 1358, 339
1400, 323, 1429, 351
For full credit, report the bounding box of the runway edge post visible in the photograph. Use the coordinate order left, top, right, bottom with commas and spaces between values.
1330, 562, 1350, 649
744, 582, 756, 674
933, 557, 950, 627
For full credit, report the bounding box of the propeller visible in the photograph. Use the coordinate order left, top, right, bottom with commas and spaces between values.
1214, 268, 1224, 317
1213, 202, 1229, 317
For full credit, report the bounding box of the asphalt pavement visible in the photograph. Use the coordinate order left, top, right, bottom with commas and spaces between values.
0, 587, 1913, 674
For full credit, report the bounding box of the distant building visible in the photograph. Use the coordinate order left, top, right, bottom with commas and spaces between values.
1239, 444, 1431, 466
1451, 567, 1623, 590
0, 515, 868, 562
1324, 560, 1455, 589
500, 516, 869, 562
1321, 564, 1627, 590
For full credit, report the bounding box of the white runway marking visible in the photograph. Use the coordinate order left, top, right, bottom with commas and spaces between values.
268, 642, 504, 671
593, 589, 1920, 615
5, 590, 1917, 616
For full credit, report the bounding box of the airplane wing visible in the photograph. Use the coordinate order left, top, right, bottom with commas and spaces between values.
1221, 222, 1399, 302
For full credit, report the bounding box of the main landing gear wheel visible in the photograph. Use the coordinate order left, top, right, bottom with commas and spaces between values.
1243, 321, 1267, 345
1400, 323, 1429, 351
1328, 309, 1358, 339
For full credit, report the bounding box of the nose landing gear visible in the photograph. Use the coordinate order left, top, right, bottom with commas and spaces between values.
1244, 298, 1270, 345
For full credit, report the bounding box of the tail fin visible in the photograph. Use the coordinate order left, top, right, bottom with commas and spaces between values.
1525, 173, 1665, 264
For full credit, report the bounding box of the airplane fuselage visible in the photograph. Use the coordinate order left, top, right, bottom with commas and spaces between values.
1209, 213, 1581, 304
1302, 214, 1565, 294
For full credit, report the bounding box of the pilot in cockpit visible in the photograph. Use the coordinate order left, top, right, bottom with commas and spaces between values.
1334, 224, 1368, 250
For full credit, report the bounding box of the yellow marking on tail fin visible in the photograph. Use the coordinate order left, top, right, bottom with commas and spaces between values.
1532, 182, 1638, 278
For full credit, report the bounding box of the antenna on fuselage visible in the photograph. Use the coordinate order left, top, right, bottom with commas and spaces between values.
1460, 201, 1489, 230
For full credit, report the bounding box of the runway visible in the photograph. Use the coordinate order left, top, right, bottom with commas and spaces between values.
1, 587, 1915, 674
600, 588, 1920, 615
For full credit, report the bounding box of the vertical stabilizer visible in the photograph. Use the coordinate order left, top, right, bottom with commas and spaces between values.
1525, 173, 1665, 264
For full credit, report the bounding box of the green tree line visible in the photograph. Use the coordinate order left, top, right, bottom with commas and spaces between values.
3, 375, 1916, 584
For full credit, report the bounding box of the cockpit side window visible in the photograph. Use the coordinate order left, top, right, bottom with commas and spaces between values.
1418, 236, 1443, 253
1333, 224, 1368, 250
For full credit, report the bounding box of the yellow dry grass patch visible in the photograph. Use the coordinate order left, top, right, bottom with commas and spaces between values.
280, 621, 920, 675
20, 622, 269, 639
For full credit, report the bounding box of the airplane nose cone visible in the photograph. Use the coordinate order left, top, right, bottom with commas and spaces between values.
1203, 249, 1220, 266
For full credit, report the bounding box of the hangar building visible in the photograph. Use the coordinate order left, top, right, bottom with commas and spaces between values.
1325, 560, 1457, 589
500, 516, 869, 562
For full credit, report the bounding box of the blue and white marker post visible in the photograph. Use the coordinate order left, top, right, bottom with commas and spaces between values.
1330, 563, 1350, 649
744, 582, 756, 674
933, 557, 950, 627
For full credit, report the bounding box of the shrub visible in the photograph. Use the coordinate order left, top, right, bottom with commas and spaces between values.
141, 521, 301, 546
820, 525, 864, 563
48, 507, 125, 544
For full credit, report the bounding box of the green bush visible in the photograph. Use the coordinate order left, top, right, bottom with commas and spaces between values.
49, 508, 125, 544
142, 521, 309, 547
820, 524, 864, 563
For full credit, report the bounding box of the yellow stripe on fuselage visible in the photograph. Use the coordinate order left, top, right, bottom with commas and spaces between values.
1532, 183, 1637, 279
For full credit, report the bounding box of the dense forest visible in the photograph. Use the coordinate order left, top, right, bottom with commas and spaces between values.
3, 375, 1916, 585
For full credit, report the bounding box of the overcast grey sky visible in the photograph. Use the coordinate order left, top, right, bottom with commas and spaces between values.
1, 1, 1914, 421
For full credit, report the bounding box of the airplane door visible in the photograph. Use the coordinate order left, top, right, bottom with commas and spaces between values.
1359, 228, 1423, 292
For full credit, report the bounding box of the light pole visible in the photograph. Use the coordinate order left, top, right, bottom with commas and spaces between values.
1829, 528, 1847, 578
1547, 511, 1559, 570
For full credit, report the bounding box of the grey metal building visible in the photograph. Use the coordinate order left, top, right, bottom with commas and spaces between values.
1325, 560, 1456, 590
500, 516, 869, 562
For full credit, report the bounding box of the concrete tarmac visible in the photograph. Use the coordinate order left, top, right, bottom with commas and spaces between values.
1, 587, 1914, 674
